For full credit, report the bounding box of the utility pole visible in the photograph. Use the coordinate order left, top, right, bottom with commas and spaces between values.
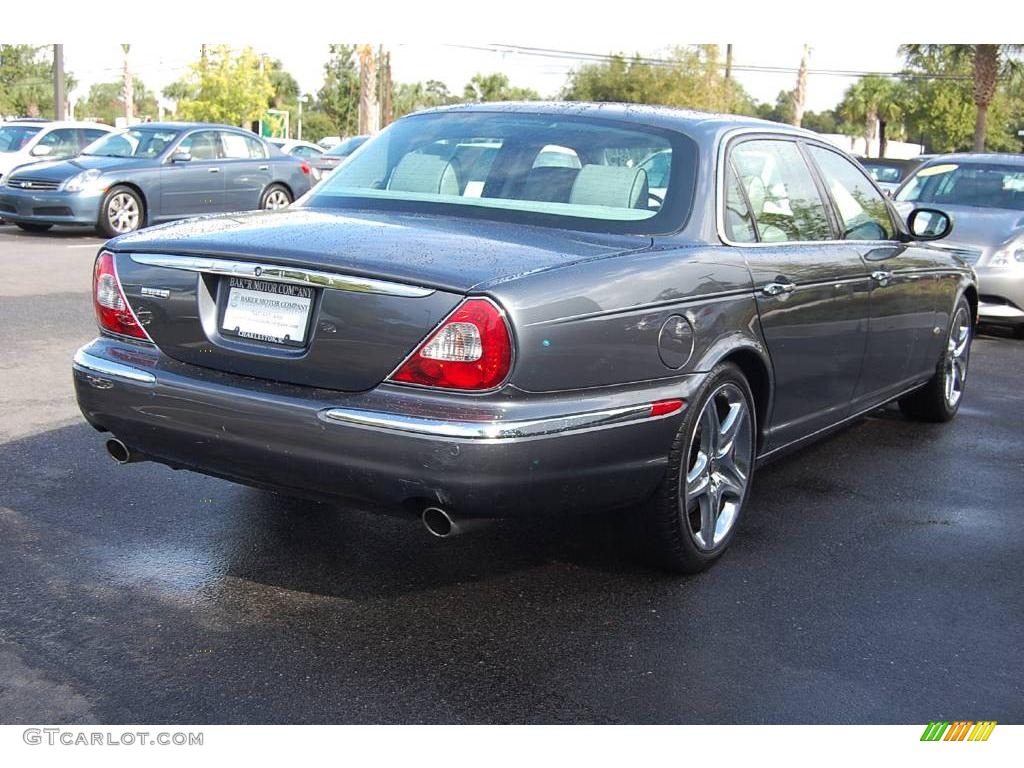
297, 95, 304, 141
357, 44, 379, 136
122, 44, 134, 125
53, 44, 65, 120
257, 52, 266, 135
792, 44, 811, 128
380, 48, 393, 128
724, 43, 733, 113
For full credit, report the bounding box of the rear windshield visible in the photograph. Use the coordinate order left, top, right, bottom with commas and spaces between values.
326, 136, 368, 157
0, 125, 42, 153
305, 112, 696, 234
896, 162, 1024, 210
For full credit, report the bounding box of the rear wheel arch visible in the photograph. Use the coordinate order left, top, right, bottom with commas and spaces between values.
262, 181, 293, 203
696, 343, 773, 453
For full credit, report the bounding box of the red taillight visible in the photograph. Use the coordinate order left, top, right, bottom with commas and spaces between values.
300, 162, 311, 175
389, 298, 512, 391
93, 250, 151, 341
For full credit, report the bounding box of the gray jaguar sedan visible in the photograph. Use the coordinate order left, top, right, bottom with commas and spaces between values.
0, 122, 314, 237
72, 104, 976, 572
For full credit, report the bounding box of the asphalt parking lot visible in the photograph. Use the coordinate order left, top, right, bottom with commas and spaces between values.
0, 222, 1021, 725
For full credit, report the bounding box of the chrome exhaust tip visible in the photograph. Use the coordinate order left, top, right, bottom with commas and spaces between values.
421, 506, 491, 538
422, 506, 455, 538
104, 438, 141, 465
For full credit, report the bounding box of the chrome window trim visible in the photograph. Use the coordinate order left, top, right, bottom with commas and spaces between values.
128, 253, 435, 298
72, 347, 156, 385
318, 402, 675, 441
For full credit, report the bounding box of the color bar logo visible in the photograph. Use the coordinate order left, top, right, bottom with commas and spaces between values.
921, 721, 997, 741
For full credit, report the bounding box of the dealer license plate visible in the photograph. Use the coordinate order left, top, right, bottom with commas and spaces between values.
220, 277, 314, 345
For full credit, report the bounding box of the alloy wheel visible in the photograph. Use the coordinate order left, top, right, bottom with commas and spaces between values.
680, 382, 754, 551
944, 305, 971, 408
107, 193, 140, 234
263, 189, 290, 210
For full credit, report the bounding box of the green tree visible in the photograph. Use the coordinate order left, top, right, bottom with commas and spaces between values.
393, 79, 459, 118
0, 45, 76, 118
165, 45, 272, 126
267, 59, 299, 109
463, 72, 539, 102
76, 77, 158, 125
562, 46, 755, 114
316, 44, 360, 137
838, 75, 901, 157
905, 44, 1024, 153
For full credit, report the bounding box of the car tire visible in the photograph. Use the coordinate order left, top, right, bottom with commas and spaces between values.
97, 186, 144, 238
15, 222, 53, 233
641, 362, 757, 573
898, 296, 973, 423
260, 184, 292, 210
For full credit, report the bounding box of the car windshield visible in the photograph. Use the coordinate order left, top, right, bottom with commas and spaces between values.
0, 125, 42, 153
896, 162, 1024, 210
307, 112, 689, 232
861, 162, 904, 184
82, 128, 181, 158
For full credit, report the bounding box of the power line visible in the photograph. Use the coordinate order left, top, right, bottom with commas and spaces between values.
445, 43, 976, 82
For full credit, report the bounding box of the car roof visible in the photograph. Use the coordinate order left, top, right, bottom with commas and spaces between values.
411, 101, 819, 142
114, 122, 262, 133
920, 152, 1024, 166
2, 120, 114, 129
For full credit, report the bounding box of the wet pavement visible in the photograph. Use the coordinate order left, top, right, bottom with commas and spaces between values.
0, 224, 1021, 724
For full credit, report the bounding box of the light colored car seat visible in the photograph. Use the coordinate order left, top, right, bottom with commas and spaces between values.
569, 165, 649, 209
388, 153, 460, 195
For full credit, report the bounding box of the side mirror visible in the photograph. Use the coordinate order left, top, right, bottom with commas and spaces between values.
907, 208, 952, 241
170, 151, 192, 164
30, 144, 53, 157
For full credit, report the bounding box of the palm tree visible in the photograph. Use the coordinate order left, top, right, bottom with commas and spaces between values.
840, 76, 899, 157
901, 44, 1023, 152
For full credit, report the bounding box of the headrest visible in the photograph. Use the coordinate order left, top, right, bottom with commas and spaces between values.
569, 165, 648, 209
388, 153, 459, 195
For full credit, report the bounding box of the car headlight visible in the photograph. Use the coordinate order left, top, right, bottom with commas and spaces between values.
990, 246, 1024, 267
64, 168, 105, 193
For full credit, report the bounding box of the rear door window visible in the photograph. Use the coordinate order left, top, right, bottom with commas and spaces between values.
729, 139, 833, 242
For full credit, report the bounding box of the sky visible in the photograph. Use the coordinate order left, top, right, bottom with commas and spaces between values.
61, 42, 907, 116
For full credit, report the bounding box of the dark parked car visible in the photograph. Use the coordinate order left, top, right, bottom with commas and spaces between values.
0, 122, 314, 237
858, 156, 927, 195
309, 134, 369, 177
894, 153, 1024, 337
72, 104, 975, 572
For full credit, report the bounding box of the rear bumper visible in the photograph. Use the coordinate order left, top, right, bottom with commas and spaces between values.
73, 338, 698, 519
0, 187, 102, 226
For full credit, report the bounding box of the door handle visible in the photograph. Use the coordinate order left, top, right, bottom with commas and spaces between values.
762, 281, 796, 296
208, 167, 220, 173
258, 165, 269, 171
871, 270, 892, 283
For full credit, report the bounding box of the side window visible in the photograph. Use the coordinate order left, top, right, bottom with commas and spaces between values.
808, 146, 895, 240
32, 128, 80, 157
729, 139, 833, 243
723, 162, 757, 243
244, 135, 267, 159
220, 132, 262, 160
294, 146, 320, 159
177, 130, 222, 161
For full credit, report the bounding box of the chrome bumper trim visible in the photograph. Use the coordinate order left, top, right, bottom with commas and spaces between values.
978, 301, 1024, 320
129, 253, 435, 298
72, 347, 156, 385
319, 403, 671, 440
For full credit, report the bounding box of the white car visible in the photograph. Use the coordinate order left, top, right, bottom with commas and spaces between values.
267, 138, 325, 161
0, 120, 115, 183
